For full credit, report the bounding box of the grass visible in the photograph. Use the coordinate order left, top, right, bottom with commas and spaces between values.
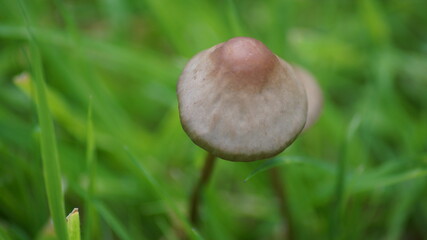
27, 43, 69, 240
83, 97, 96, 240
19, 0, 68, 237
0, 0, 427, 239
67, 209, 81, 240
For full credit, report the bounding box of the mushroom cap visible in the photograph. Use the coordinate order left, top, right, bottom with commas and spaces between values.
293, 66, 323, 131
177, 37, 307, 162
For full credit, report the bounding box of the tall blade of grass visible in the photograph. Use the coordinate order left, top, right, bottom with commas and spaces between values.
245, 156, 334, 182
154, 218, 177, 240
0, 25, 179, 84
67, 183, 137, 240
124, 147, 199, 240
84, 97, 97, 240
0, 221, 30, 240
359, 0, 390, 46
330, 115, 361, 240
51, 0, 78, 38
203, 190, 233, 240
386, 180, 426, 240
329, 143, 347, 240
14, 73, 133, 162
0, 103, 33, 149
0, 145, 48, 235
17, 1, 68, 239
28, 44, 69, 240
36, 1, 156, 156
191, 229, 205, 240
66, 209, 81, 240
349, 167, 427, 194
92, 201, 133, 240
0, 229, 10, 240
266, 0, 295, 57
225, 0, 245, 36
139, 0, 192, 55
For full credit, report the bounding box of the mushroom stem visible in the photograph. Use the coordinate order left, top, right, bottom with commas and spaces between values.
269, 168, 294, 240
189, 152, 217, 226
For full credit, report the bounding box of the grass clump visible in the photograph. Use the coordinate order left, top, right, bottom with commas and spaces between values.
0, 0, 427, 239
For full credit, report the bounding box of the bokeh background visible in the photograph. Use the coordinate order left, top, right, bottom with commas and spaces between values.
1, 0, 427, 239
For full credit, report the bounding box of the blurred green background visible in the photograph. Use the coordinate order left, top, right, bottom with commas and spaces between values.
1, 0, 427, 239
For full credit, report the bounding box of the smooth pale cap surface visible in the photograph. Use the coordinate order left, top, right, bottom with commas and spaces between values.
178, 37, 307, 162
293, 66, 323, 131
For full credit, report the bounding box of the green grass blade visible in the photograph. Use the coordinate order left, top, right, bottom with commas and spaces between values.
84, 97, 97, 240
191, 228, 205, 240
93, 201, 133, 240
244, 156, 334, 182
225, 0, 245, 36
67, 183, 137, 240
17, 0, 68, 238
0, 226, 12, 240
28, 43, 69, 240
329, 144, 347, 240
330, 113, 365, 239
386, 180, 426, 240
329, 115, 361, 240
349, 168, 427, 193
359, 0, 390, 46
66, 209, 81, 240
123, 147, 199, 240
266, 0, 295, 56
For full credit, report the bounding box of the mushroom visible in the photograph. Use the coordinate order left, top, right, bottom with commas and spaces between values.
178, 37, 307, 162
292, 66, 323, 131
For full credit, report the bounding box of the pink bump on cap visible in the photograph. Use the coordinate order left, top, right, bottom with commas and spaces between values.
211, 37, 277, 78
